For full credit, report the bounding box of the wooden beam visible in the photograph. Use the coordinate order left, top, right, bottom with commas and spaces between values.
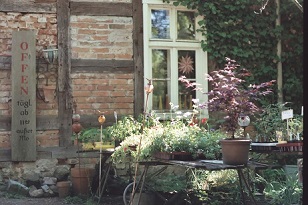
71, 59, 134, 73
0, 0, 56, 13
70, 2, 132, 17
57, 0, 73, 147
0, 146, 81, 162
133, 0, 144, 118
0, 116, 59, 131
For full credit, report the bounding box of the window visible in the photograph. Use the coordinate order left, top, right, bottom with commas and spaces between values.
143, 0, 208, 118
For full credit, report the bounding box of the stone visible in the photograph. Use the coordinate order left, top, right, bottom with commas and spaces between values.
41, 184, 49, 192
29, 185, 37, 192
35, 159, 58, 177
49, 184, 58, 194
41, 185, 55, 197
54, 165, 70, 181
22, 170, 41, 188
42, 177, 57, 185
7, 179, 29, 196
29, 188, 44, 198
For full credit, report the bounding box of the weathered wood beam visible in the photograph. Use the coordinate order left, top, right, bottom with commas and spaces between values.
0, 116, 59, 131
57, 0, 73, 147
71, 59, 134, 73
70, 2, 132, 17
0, 0, 56, 13
133, 0, 144, 118
0, 146, 83, 162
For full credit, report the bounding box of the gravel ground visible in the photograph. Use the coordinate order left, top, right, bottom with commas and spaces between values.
0, 192, 124, 205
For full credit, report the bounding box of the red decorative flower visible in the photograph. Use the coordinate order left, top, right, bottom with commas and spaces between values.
201, 118, 207, 124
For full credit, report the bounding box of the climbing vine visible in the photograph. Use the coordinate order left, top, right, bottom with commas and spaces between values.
169, 0, 303, 113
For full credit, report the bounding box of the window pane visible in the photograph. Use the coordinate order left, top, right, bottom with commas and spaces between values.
151, 9, 170, 39
152, 81, 170, 111
178, 50, 196, 79
177, 11, 195, 40
179, 81, 196, 110
152, 49, 169, 79
152, 49, 170, 111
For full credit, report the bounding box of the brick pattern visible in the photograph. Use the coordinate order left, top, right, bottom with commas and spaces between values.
36, 130, 60, 147
0, 11, 59, 147
70, 15, 133, 59
72, 72, 134, 115
0, 12, 58, 56
0, 1, 135, 148
0, 70, 11, 116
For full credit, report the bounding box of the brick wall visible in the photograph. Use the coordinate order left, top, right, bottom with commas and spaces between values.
0, 11, 59, 148
70, 14, 134, 116
72, 73, 134, 116
0, 0, 135, 148
70, 15, 133, 59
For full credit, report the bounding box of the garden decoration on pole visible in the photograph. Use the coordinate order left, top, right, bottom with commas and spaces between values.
130, 78, 154, 205
97, 113, 106, 198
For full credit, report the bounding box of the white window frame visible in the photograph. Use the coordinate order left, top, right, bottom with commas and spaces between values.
143, 0, 208, 118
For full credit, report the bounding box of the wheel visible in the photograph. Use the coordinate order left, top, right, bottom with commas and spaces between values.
123, 182, 151, 205
123, 182, 134, 205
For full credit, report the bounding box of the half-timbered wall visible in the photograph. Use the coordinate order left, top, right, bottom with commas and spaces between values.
0, 0, 143, 163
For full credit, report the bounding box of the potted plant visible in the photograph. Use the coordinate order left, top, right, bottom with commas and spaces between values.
73, 127, 113, 150
180, 57, 275, 165
104, 115, 144, 146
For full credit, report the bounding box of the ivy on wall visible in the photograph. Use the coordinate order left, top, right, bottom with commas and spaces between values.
170, 0, 303, 113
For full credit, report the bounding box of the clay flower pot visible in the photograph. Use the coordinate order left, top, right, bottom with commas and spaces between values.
70, 167, 95, 196
220, 138, 251, 165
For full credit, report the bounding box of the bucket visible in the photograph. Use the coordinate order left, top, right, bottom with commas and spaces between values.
57, 181, 71, 198
70, 167, 95, 196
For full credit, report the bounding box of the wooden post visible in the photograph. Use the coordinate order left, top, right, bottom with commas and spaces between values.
133, 0, 144, 118
11, 30, 36, 161
57, 0, 73, 147
276, 0, 283, 103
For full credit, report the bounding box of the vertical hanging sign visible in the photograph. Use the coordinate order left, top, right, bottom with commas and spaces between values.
11, 30, 36, 161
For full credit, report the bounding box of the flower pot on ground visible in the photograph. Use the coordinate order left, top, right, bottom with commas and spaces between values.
70, 167, 95, 196
56, 181, 71, 198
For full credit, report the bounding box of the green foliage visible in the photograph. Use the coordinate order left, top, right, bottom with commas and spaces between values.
253, 102, 289, 141
76, 127, 101, 143
148, 174, 187, 192
111, 114, 226, 163
257, 168, 303, 204
188, 169, 243, 204
253, 102, 303, 141
104, 115, 143, 142
172, 0, 303, 112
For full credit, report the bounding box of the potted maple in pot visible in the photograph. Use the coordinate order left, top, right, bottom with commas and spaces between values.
180, 57, 275, 165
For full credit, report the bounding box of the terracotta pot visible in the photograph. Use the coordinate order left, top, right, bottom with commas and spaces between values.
70, 167, 95, 196
220, 138, 251, 165
57, 181, 71, 198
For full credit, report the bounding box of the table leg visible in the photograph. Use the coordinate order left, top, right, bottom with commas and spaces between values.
130, 164, 150, 205
97, 161, 112, 204
238, 169, 257, 205
136, 164, 149, 205
237, 169, 247, 205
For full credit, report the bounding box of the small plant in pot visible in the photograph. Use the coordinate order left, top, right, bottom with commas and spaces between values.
180, 57, 275, 165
